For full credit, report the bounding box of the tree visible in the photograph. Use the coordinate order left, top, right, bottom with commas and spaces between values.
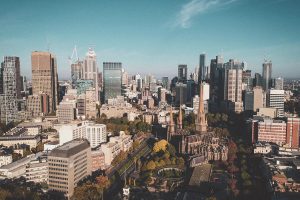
0, 188, 11, 200
153, 140, 168, 153
166, 143, 176, 157
72, 183, 102, 200
96, 175, 110, 189
176, 157, 185, 166
146, 160, 156, 171
132, 140, 140, 151
111, 150, 127, 166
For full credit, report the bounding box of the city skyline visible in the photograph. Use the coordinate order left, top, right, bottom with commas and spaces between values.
0, 0, 300, 79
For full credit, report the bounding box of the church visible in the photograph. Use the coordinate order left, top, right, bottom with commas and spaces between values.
168, 82, 228, 164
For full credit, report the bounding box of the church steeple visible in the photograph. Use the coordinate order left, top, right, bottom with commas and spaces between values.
195, 82, 207, 133
177, 105, 183, 129
168, 106, 175, 141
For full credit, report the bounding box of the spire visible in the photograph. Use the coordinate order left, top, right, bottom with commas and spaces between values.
195, 82, 207, 133
168, 106, 175, 141
178, 105, 183, 129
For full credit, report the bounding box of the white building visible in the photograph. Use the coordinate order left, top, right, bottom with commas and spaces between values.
101, 131, 133, 166
59, 121, 107, 148
0, 154, 36, 179
254, 142, 273, 154
25, 157, 48, 183
0, 154, 12, 167
267, 89, 284, 117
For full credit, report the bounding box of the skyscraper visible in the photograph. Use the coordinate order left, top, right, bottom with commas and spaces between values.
178, 65, 187, 82
82, 48, 99, 102
223, 59, 244, 113
31, 51, 58, 113
162, 77, 169, 89
262, 60, 272, 91
71, 60, 83, 86
103, 62, 122, 102
274, 77, 284, 90
209, 55, 224, 112
0, 56, 21, 124
199, 53, 206, 82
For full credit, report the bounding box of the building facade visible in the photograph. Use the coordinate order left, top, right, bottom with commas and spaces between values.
103, 62, 122, 102
31, 51, 58, 114
48, 140, 92, 198
0, 56, 21, 124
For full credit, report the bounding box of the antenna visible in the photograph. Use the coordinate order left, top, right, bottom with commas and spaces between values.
46, 37, 50, 52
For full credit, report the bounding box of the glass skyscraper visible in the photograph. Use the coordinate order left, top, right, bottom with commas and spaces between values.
103, 62, 122, 102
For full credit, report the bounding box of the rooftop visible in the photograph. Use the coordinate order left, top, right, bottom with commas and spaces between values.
49, 139, 90, 158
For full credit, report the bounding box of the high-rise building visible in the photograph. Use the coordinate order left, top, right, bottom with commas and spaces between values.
31, 51, 58, 113
254, 73, 262, 87
0, 56, 21, 124
82, 48, 99, 102
103, 62, 122, 102
162, 77, 169, 89
209, 55, 224, 112
267, 89, 284, 117
244, 86, 264, 112
262, 60, 272, 91
242, 70, 252, 89
178, 65, 187, 82
199, 53, 206, 82
48, 139, 92, 198
223, 59, 244, 113
175, 82, 187, 106
274, 77, 284, 90
286, 117, 300, 148
71, 60, 83, 87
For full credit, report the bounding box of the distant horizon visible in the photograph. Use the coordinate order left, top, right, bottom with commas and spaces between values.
1, 0, 299, 80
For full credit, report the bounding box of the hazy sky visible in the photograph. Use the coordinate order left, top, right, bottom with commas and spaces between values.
0, 0, 299, 79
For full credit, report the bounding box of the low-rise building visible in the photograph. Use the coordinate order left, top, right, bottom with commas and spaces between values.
0, 154, 12, 167
254, 142, 273, 154
0, 127, 42, 148
25, 156, 48, 183
0, 154, 36, 179
91, 149, 105, 171
58, 121, 107, 148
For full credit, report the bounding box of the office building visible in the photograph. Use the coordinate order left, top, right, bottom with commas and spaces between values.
244, 86, 264, 112
175, 82, 187, 106
199, 53, 207, 82
0, 56, 21, 124
48, 140, 92, 198
209, 55, 224, 112
82, 48, 99, 102
162, 77, 169, 89
31, 51, 58, 113
223, 59, 243, 113
57, 101, 76, 123
286, 117, 300, 148
257, 118, 286, 145
267, 89, 284, 117
103, 62, 122, 102
71, 60, 83, 87
262, 60, 272, 91
178, 65, 187, 82
274, 77, 284, 90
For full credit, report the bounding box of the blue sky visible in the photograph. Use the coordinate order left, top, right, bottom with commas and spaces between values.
0, 0, 299, 79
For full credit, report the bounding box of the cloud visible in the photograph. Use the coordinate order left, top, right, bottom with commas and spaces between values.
174, 0, 237, 28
